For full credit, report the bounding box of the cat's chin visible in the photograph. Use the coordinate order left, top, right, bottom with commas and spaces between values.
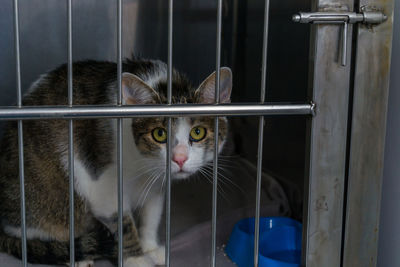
172, 171, 192, 180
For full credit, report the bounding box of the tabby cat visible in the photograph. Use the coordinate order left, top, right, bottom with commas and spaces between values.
0, 58, 232, 266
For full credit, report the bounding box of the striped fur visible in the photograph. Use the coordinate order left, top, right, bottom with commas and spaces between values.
0, 58, 232, 266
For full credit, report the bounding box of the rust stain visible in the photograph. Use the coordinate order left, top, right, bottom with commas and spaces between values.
315, 196, 329, 211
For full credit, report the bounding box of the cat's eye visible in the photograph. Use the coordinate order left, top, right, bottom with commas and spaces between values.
190, 126, 207, 142
152, 127, 167, 143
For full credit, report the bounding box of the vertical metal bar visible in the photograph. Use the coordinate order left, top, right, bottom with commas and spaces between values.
117, 118, 123, 267
117, 0, 122, 106
13, 1, 22, 108
211, 119, 219, 267
254, 118, 264, 267
214, 0, 222, 102
165, 118, 172, 267
253, 0, 270, 266
211, 0, 222, 266
13, 0, 27, 266
67, 0, 75, 266
167, 1, 173, 106
117, 0, 123, 266
259, 0, 269, 105
68, 125, 74, 264
165, 0, 173, 266
17, 122, 26, 267
67, 3, 73, 105
341, 22, 348, 66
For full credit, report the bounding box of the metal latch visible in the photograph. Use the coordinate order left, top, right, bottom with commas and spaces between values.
292, 11, 387, 66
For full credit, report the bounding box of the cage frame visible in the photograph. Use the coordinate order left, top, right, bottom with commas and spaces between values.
5, 0, 395, 266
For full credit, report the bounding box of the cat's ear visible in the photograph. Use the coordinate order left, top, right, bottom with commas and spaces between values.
122, 72, 160, 104
195, 67, 232, 104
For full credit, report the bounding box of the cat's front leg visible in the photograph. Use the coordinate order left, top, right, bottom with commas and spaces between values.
98, 214, 154, 267
139, 193, 165, 265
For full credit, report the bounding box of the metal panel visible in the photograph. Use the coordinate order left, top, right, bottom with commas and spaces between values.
343, 0, 395, 266
303, 0, 353, 266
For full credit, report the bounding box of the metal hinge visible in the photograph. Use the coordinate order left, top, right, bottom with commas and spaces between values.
292, 11, 387, 66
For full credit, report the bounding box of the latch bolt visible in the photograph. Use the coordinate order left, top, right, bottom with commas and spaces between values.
292, 11, 387, 66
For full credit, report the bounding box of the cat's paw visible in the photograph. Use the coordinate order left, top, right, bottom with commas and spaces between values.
141, 238, 159, 253
124, 255, 154, 267
146, 245, 165, 266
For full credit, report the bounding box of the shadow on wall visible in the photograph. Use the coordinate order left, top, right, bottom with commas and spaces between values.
0, 0, 141, 107
0, 0, 141, 137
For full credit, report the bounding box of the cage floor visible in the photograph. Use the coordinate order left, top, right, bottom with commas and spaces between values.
0, 157, 290, 266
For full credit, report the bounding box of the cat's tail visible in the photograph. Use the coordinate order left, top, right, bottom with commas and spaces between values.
0, 222, 117, 265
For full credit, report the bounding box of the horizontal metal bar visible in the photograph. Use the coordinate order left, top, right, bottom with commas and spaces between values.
0, 103, 314, 120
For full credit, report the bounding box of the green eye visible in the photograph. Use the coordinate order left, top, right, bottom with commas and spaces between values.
152, 128, 167, 143
190, 126, 207, 142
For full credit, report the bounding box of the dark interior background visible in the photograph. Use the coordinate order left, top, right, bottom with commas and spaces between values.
0, 0, 310, 220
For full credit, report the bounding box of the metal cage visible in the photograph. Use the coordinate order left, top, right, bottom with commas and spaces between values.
1, 0, 395, 266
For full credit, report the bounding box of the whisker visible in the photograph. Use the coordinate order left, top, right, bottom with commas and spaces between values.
135, 170, 162, 211
198, 168, 231, 203
201, 163, 236, 170
218, 154, 240, 158
138, 171, 163, 213
200, 168, 231, 188
202, 165, 244, 191
200, 167, 244, 196
160, 173, 167, 193
131, 166, 162, 179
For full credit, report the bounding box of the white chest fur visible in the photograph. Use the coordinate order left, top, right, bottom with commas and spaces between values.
73, 119, 163, 218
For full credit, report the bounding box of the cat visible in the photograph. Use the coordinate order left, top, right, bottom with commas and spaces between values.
0, 58, 232, 267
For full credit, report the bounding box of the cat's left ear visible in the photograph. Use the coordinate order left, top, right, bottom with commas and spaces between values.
195, 67, 232, 104
122, 72, 160, 104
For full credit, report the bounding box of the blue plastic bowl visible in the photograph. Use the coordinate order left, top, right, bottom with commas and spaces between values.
225, 217, 302, 267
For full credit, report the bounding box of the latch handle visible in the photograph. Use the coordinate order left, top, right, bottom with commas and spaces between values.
342, 22, 348, 66
292, 11, 387, 66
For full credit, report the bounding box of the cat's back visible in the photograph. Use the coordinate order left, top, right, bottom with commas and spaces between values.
22, 58, 171, 106
0, 58, 168, 179
0, 60, 120, 178
0, 60, 121, 229
23, 60, 118, 106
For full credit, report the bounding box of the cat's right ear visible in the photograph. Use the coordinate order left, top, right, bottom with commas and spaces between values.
195, 67, 232, 104
122, 72, 160, 104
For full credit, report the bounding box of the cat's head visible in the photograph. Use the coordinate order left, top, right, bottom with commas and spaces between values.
122, 63, 232, 179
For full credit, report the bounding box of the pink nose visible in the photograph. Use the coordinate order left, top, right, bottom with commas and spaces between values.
173, 154, 188, 169
172, 144, 188, 169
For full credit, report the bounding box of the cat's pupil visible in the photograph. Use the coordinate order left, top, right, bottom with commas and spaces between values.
194, 128, 200, 135
158, 129, 164, 136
